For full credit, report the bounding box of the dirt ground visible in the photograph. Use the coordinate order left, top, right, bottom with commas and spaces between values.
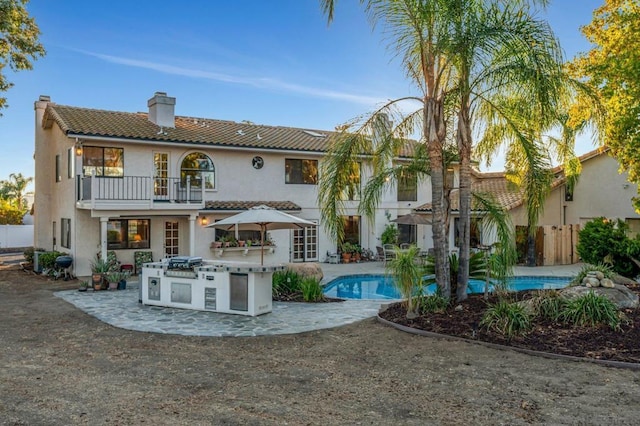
2, 265, 640, 426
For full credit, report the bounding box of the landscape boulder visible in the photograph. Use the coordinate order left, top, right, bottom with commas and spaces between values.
561, 284, 639, 309
284, 262, 323, 282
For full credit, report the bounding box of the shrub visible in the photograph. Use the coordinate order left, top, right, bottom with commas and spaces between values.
561, 291, 620, 330
23, 247, 45, 263
480, 299, 531, 337
37, 251, 65, 270
272, 270, 302, 298
530, 290, 567, 321
381, 223, 398, 245
419, 293, 449, 314
576, 217, 640, 277
300, 277, 324, 302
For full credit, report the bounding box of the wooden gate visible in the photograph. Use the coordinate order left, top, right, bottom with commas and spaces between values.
517, 224, 581, 266
535, 224, 580, 266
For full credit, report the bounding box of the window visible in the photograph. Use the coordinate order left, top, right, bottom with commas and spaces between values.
285, 159, 318, 184
83, 146, 124, 177
61, 218, 71, 249
55, 154, 61, 182
341, 216, 360, 246
180, 152, 214, 189
341, 162, 361, 200
398, 224, 416, 245
67, 148, 74, 178
107, 219, 150, 250
397, 172, 417, 201
454, 217, 482, 247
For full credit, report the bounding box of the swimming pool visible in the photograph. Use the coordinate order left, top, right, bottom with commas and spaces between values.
322, 274, 572, 300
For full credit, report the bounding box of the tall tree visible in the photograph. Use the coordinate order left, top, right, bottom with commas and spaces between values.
320, 0, 572, 301
0, 0, 45, 112
0, 172, 32, 210
569, 0, 640, 209
319, 0, 455, 297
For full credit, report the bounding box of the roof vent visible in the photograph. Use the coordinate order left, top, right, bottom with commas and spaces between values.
303, 130, 326, 138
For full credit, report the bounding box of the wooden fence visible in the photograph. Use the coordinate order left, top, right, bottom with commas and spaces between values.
517, 224, 581, 266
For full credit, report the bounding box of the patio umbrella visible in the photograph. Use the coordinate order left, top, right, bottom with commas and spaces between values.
207, 205, 315, 265
391, 213, 432, 225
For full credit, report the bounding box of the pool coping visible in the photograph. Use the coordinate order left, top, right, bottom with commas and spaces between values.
376, 307, 640, 371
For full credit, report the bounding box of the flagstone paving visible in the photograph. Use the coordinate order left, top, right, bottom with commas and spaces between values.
54, 286, 386, 337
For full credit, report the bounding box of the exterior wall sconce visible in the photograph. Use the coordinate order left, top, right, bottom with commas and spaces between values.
201, 217, 209, 226
75, 145, 83, 156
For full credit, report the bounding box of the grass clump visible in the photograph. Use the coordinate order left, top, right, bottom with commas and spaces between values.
561, 291, 620, 330
530, 290, 568, 321
480, 299, 531, 337
272, 270, 302, 298
300, 277, 324, 302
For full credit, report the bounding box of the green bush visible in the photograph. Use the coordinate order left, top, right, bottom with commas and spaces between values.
38, 251, 65, 269
300, 277, 324, 302
480, 299, 531, 337
23, 247, 45, 263
561, 291, 620, 330
381, 223, 398, 245
272, 270, 302, 298
419, 293, 449, 314
530, 290, 567, 321
576, 217, 640, 277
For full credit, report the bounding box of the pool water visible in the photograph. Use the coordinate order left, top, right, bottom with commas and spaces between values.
322, 274, 572, 300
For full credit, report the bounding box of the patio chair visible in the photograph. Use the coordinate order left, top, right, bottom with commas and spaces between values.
382, 244, 396, 264
326, 250, 340, 264
134, 251, 153, 275
375, 246, 385, 262
97, 250, 121, 272
400, 243, 411, 250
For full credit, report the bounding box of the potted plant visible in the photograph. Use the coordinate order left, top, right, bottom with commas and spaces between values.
117, 271, 128, 290
78, 281, 89, 292
106, 272, 122, 290
90, 256, 110, 290
353, 244, 363, 263
340, 242, 355, 263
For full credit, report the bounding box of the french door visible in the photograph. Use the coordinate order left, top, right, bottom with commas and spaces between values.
164, 221, 179, 258
292, 222, 318, 262
154, 152, 169, 198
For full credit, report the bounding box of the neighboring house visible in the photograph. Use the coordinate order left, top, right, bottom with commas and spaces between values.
33, 92, 433, 276
415, 147, 640, 262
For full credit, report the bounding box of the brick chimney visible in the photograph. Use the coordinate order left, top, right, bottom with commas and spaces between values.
147, 91, 176, 128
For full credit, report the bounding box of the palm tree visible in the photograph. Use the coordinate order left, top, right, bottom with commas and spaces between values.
319, 0, 456, 297
319, 0, 571, 300
0, 173, 32, 211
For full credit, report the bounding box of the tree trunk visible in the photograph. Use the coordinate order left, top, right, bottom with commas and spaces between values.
526, 224, 536, 267
456, 97, 472, 302
425, 97, 450, 299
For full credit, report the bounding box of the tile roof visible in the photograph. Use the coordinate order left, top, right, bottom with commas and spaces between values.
43, 104, 341, 154
43, 103, 421, 156
414, 172, 564, 213
204, 201, 301, 212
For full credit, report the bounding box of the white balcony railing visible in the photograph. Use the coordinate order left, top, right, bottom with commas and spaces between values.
78, 175, 204, 207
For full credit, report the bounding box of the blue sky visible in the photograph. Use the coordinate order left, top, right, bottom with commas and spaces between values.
0, 0, 604, 190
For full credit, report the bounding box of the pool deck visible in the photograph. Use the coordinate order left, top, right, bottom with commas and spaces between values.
55, 261, 585, 337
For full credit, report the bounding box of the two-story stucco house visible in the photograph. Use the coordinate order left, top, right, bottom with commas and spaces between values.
34, 92, 438, 276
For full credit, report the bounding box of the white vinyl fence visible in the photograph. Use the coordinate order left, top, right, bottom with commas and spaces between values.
0, 225, 34, 250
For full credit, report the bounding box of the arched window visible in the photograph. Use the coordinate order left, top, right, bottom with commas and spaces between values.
181, 152, 215, 189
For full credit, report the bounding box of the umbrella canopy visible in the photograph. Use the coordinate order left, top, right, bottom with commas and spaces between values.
391, 213, 432, 225
207, 205, 315, 264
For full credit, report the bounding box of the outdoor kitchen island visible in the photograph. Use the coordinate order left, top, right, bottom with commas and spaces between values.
140, 257, 285, 316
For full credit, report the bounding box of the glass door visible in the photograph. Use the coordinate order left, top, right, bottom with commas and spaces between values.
164, 221, 179, 258
154, 152, 169, 198
291, 222, 318, 262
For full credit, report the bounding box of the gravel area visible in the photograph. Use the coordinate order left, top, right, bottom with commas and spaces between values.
2, 264, 640, 425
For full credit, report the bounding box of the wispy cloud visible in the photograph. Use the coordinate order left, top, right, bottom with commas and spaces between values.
82, 50, 383, 106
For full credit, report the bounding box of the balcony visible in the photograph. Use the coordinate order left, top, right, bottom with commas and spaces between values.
77, 175, 205, 211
